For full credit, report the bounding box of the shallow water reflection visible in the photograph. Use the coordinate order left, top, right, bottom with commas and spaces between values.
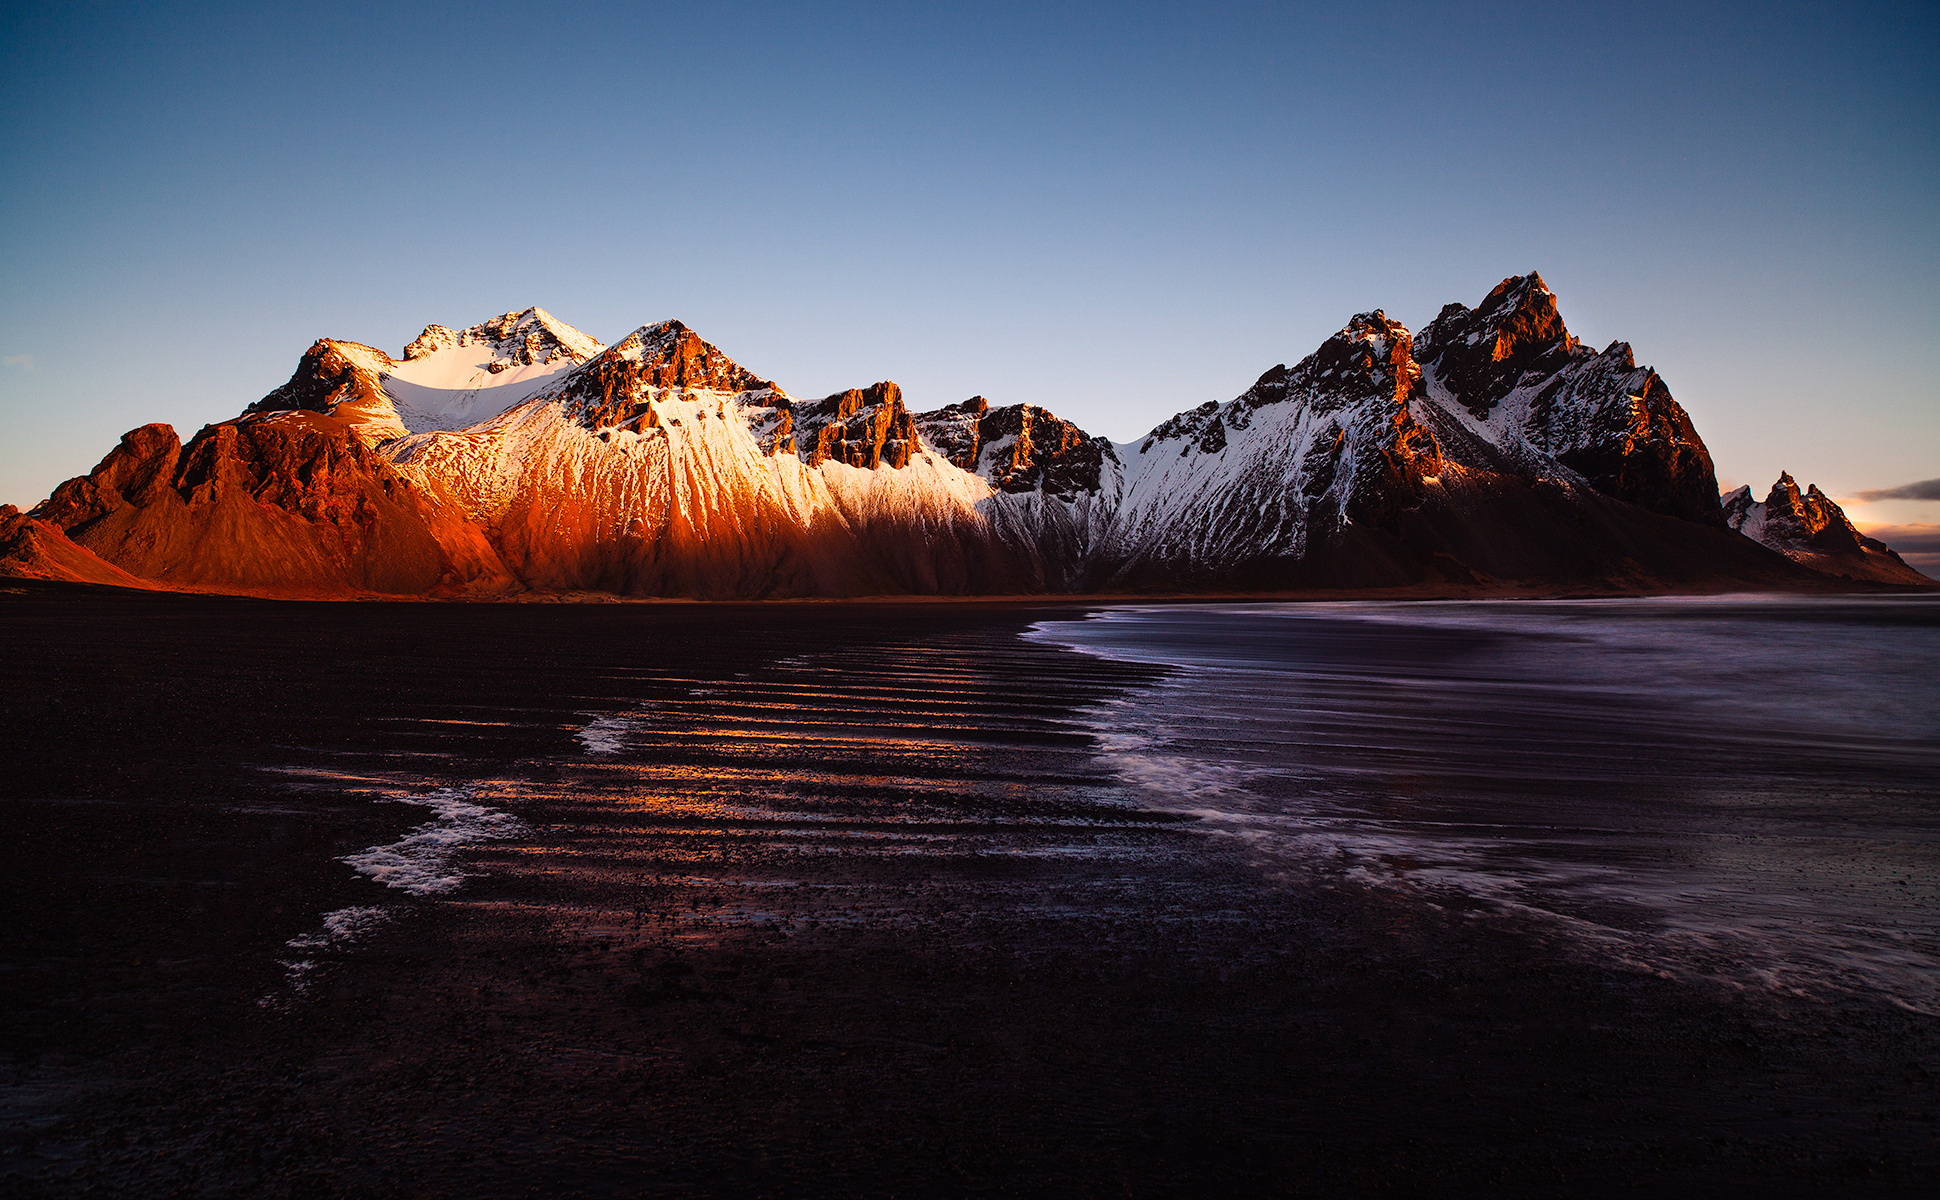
1028, 595, 1940, 1012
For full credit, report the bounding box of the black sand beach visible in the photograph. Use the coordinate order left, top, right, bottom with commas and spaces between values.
2, 582, 1935, 1197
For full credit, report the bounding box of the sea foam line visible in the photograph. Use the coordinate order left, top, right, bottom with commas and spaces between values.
576, 703, 659, 755
271, 905, 393, 1000
340, 786, 527, 896
263, 787, 527, 1007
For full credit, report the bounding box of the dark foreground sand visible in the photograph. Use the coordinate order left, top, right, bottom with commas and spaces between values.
1, 581, 1934, 1197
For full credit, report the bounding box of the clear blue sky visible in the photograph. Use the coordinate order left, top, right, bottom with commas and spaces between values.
3, 1, 1935, 531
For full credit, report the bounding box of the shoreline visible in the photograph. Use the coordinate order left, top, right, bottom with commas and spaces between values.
4, 571, 1932, 608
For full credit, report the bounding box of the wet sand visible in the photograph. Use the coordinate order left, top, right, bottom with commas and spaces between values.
1, 581, 1935, 1196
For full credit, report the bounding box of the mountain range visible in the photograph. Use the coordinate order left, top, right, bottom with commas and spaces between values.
2, 275, 1928, 597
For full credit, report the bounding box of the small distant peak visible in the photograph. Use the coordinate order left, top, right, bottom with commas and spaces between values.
411, 307, 605, 368
1722, 483, 1753, 503
404, 324, 458, 360
1764, 472, 1806, 511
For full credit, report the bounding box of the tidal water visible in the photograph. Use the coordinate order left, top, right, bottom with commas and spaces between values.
1028, 595, 1940, 1014
8, 591, 1938, 1192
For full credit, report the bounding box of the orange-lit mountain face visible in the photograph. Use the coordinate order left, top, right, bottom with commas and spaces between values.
1724, 474, 1931, 586
6, 285, 1924, 599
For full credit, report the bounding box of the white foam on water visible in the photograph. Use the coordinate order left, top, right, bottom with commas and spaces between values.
269, 905, 394, 1001
285, 904, 392, 951
577, 713, 633, 755
340, 786, 527, 896
262, 788, 526, 1008
576, 703, 658, 755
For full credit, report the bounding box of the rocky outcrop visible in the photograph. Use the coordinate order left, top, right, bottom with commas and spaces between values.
912, 398, 1117, 498
1724, 474, 1931, 585
36, 423, 186, 529
791, 383, 921, 469
911, 397, 988, 469
28, 414, 510, 596
0, 505, 154, 589
246, 340, 395, 421
562, 322, 776, 433
980, 405, 1113, 497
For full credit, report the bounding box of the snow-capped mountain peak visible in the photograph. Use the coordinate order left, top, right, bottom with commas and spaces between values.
247, 307, 611, 443
403, 307, 603, 369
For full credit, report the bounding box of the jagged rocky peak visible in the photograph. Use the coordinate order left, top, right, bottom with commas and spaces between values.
1411, 273, 1723, 527
974, 404, 1118, 497
1415, 272, 1588, 417
1728, 472, 1865, 554
404, 307, 602, 371
786, 382, 921, 469
34, 423, 186, 530
1285, 309, 1421, 409
1724, 472, 1928, 584
562, 320, 780, 432
910, 396, 1117, 497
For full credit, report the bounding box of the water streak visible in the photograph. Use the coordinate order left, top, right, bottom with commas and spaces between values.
1029, 596, 1940, 1012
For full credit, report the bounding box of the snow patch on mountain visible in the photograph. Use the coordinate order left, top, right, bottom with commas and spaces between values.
383, 307, 604, 435
1101, 310, 1437, 579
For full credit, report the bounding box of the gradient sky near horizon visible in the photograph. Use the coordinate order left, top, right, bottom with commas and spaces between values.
3, 1, 1935, 540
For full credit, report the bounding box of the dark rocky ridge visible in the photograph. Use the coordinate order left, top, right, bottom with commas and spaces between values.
789, 382, 921, 469
912, 396, 1118, 497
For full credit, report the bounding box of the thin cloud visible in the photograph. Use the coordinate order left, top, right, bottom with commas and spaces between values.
1856, 478, 1940, 503
0, 354, 33, 370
